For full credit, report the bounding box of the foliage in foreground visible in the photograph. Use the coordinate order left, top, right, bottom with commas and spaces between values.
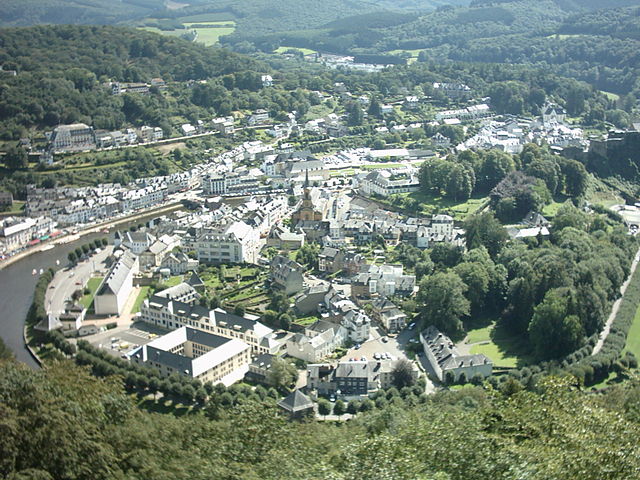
0, 359, 639, 480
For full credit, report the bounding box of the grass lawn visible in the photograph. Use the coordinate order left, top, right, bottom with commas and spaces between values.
295, 316, 319, 327
465, 325, 492, 344
602, 91, 620, 101
623, 303, 640, 358
542, 195, 569, 218
361, 163, 405, 170
80, 277, 103, 310
407, 191, 489, 221
466, 321, 531, 369
131, 286, 151, 314
470, 342, 518, 369
162, 275, 183, 288
0, 201, 25, 215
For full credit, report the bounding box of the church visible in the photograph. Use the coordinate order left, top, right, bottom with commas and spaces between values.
291, 171, 325, 223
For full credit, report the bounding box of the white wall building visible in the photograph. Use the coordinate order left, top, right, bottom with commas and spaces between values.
94, 250, 139, 316
130, 327, 251, 386
196, 222, 260, 264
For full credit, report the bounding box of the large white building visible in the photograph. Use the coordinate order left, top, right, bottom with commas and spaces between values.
360, 169, 420, 197
130, 327, 251, 386
49, 123, 96, 152
196, 222, 260, 264
140, 298, 279, 355
94, 250, 139, 316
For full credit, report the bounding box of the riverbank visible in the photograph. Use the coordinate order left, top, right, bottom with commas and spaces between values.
0, 201, 183, 272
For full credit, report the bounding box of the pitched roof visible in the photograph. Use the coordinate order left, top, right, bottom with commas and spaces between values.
97, 250, 137, 296
187, 271, 205, 288
278, 389, 314, 413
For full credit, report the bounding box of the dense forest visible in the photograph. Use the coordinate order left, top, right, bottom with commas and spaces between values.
0, 25, 326, 139
219, 0, 640, 95
1, 355, 639, 480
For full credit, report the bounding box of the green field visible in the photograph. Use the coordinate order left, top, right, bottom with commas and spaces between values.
177, 13, 236, 23
465, 325, 492, 345
602, 91, 620, 101
0, 200, 24, 215
623, 303, 640, 358
275, 46, 318, 55
542, 197, 569, 218
140, 20, 236, 46
470, 342, 518, 369
131, 286, 151, 314
80, 277, 103, 310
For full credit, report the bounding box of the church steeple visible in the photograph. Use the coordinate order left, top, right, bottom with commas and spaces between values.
304, 168, 309, 188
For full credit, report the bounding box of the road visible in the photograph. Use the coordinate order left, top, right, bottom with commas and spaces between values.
592, 246, 640, 355
45, 247, 113, 315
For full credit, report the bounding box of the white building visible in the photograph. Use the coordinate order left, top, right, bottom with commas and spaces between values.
140, 300, 278, 355
94, 250, 139, 316
286, 320, 347, 363
360, 169, 420, 197
130, 327, 251, 386
49, 123, 96, 152
121, 231, 156, 255
196, 222, 261, 264
420, 326, 492, 383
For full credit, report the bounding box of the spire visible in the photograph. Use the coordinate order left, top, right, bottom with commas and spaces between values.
304, 168, 309, 188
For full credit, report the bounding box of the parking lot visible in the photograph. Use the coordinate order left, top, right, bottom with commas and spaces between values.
339, 323, 419, 364
87, 321, 168, 358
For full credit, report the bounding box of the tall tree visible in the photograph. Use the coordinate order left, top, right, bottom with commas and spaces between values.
417, 272, 470, 336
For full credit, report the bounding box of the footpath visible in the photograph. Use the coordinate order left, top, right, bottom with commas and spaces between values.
592, 246, 640, 355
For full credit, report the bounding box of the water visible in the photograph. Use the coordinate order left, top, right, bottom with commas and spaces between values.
0, 212, 173, 367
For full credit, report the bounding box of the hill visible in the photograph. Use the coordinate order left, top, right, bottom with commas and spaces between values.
0, 0, 168, 26
1, 358, 639, 480
0, 25, 268, 137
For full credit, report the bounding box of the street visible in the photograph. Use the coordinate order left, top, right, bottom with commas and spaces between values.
44, 246, 113, 315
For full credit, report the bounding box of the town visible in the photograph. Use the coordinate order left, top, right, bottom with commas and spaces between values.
4, 69, 640, 419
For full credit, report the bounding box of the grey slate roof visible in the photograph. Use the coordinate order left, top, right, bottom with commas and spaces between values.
97, 250, 136, 296
277, 389, 314, 413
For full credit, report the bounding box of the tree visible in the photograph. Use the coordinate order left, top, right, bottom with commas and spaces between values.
454, 261, 490, 314
347, 400, 361, 414
67, 252, 77, 264
559, 158, 589, 197
0, 337, 14, 361
346, 101, 363, 126
464, 212, 508, 258
4, 145, 28, 170
195, 388, 208, 404
234, 304, 246, 317
417, 272, 470, 336
528, 288, 585, 359
333, 399, 346, 417
391, 359, 417, 388
368, 96, 382, 118
318, 399, 331, 418
266, 357, 298, 392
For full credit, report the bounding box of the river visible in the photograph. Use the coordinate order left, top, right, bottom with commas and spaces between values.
0, 211, 175, 368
